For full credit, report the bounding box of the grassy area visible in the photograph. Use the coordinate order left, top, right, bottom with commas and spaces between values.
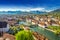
47, 26, 60, 35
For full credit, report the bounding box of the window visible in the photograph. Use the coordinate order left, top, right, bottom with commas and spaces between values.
0, 22, 7, 28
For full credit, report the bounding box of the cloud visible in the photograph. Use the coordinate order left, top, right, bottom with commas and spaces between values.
29, 8, 45, 11
19, 7, 45, 12
0, 7, 53, 12
45, 10, 53, 12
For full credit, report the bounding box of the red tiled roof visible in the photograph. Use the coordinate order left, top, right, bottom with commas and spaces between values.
3, 33, 15, 40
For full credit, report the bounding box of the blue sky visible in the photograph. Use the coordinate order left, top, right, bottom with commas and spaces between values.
0, 0, 60, 11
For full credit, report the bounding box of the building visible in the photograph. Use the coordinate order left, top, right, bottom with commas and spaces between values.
0, 21, 9, 33
8, 18, 17, 26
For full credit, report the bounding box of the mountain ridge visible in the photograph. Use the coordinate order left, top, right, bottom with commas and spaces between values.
0, 10, 47, 15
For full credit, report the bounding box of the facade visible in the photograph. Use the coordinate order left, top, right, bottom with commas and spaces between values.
0, 21, 9, 32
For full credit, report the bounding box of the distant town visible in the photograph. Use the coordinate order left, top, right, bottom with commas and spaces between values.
0, 9, 60, 40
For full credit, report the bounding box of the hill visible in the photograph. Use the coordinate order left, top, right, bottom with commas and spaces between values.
46, 8, 60, 18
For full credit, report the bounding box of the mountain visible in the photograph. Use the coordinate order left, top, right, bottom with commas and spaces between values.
49, 8, 60, 13
53, 9, 60, 12
0, 10, 47, 15
46, 8, 60, 17
30, 11, 47, 14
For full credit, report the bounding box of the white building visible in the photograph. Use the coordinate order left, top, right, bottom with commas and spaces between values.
0, 22, 9, 32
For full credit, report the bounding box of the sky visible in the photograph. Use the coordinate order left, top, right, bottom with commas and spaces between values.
0, 0, 60, 12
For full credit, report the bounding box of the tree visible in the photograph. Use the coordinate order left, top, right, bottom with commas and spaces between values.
16, 30, 34, 40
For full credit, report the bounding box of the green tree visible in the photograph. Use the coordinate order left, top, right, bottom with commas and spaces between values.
15, 30, 34, 40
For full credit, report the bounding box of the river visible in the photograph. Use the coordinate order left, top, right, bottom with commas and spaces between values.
30, 26, 60, 40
